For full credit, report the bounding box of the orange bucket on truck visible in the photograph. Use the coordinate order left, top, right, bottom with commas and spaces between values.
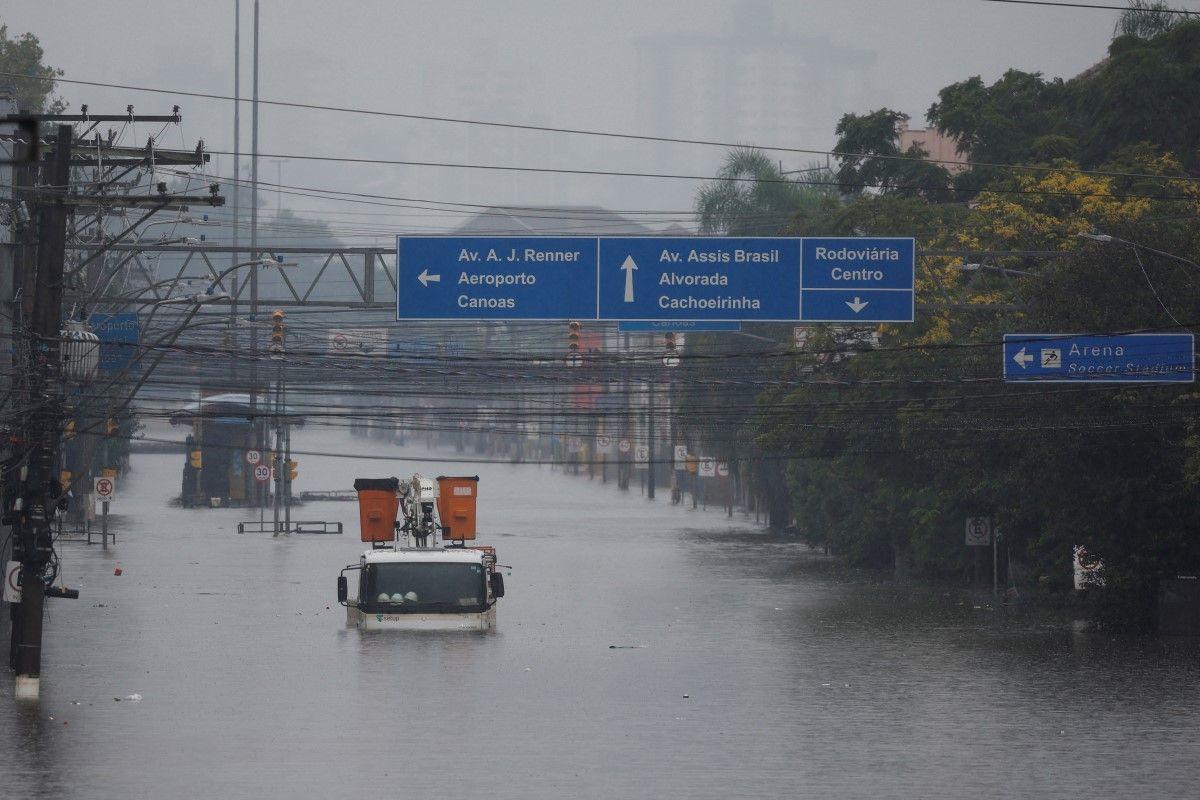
353, 477, 400, 543
437, 475, 478, 541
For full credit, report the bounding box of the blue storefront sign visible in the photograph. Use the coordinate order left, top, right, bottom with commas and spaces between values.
1003, 333, 1195, 383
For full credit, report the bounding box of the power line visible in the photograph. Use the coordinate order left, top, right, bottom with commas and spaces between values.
3, 69, 1196, 186
981, 0, 1198, 14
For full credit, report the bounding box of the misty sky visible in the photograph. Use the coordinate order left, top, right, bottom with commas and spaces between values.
5, 0, 1190, 235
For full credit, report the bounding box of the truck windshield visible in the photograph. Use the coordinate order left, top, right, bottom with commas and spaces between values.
363, 562, 486, 611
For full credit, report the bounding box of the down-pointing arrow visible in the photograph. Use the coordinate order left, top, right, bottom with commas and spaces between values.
1012, 347, 1034, 369
845, 296, 869, 314
417, 268, 441, 287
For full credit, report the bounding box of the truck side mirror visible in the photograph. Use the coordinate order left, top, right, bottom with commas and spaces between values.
337, 576, 348, 604
489, 572, 505, 599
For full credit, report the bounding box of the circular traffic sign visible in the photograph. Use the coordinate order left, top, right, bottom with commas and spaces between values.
253, 464, 271, 483
716, 462, 730, 478
596, 435, 612, 450
245, 449, 262, 466
6, 562, 21, 596
618, 438, 631, 454
95, 477, 115, 498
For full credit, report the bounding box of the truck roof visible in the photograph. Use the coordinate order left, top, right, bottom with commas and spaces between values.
360, 548, 486, 565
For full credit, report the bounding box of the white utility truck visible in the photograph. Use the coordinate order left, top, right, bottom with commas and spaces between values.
337, 474, 505, 631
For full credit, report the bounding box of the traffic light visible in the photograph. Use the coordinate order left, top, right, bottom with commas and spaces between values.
663, 332, 680, 368
270, 309, 285, 357
189, 449, 202, 469
63, 420, 76, 440
105, 418, 118, 436
566, 321, 582, 367
286, 460, 299, 481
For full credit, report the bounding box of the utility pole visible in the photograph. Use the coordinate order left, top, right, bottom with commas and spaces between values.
249, 0, 262, 509
12, 126, 73, 699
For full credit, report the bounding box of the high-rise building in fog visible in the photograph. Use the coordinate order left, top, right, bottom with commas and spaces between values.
634, 1, 875, 157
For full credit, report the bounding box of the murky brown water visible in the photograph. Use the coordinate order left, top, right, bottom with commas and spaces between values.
2, 424, 1198, 799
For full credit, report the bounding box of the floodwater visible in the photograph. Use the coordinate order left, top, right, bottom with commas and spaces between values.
2, 424, 1199, 799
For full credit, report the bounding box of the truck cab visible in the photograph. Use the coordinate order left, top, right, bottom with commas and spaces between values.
339, 547, 504, 631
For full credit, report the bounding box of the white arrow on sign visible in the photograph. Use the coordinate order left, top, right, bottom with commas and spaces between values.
845, 296, 869, 314
417, 268, 441, 288
621, 255, 638, 303
1012, 347, 1034, 369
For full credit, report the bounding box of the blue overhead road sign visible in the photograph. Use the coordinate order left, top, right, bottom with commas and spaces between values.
800, 237, 915, 322
397, 236, 598, 321
395, 235, 917, 323
597, 237, 801, 322
1003, 333, 1194, 383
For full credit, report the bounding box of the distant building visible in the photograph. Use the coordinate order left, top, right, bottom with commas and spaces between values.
451, 205, 657, 236
897, 118, 968, 175
633, 1, 875, 157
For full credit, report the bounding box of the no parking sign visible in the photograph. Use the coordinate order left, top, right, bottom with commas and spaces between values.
4, 561, 21, 603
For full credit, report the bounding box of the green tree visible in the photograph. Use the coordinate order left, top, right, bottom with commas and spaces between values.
832, 109, 953, 200
0, 24, 63, 112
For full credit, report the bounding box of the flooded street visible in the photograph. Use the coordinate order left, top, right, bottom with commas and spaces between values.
2, 425, 1198, 800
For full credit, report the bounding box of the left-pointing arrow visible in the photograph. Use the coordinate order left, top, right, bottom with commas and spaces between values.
417, 268, 441, 287
1012, 347, 1034, 368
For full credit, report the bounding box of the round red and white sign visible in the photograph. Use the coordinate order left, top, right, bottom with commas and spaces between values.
253, 464, 271, 483
6, 562, 21, 597
716, 462, 730, 478
94, 477, 115, 499
245, 449, 262, 466
618, 438, 631, 454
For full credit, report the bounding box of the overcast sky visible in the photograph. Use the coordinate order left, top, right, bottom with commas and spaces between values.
6, 0, 1191, 234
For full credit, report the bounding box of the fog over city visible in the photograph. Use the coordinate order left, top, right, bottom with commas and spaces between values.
4, 0, 1117, 218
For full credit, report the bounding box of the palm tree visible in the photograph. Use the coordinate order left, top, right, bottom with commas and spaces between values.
695, 148, 837, 236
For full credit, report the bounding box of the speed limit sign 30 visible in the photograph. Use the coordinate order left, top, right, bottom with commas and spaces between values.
253, 464, 272, 483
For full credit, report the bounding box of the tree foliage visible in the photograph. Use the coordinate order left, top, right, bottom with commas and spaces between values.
1114, 1, 1180, 40
694, 20, 1200, 629
0, 24, 63, 112
832, 109, 953, 199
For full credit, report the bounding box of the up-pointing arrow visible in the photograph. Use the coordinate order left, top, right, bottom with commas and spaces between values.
417, 268, 441, 288
621, 255, 638, 303
845, 296, 869, 314
1012, 347, 1034, 369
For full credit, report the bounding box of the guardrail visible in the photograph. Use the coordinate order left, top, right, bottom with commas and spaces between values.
236, 520, 343, 535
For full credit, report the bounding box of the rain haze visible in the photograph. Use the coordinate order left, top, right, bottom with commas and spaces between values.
3, 1, 1200, 799
3, 0, 1120, 219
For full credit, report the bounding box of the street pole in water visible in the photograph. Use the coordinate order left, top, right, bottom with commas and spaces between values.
992, 524, 999, 599
646, 378, 655, 500
13, 126, 72, 699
